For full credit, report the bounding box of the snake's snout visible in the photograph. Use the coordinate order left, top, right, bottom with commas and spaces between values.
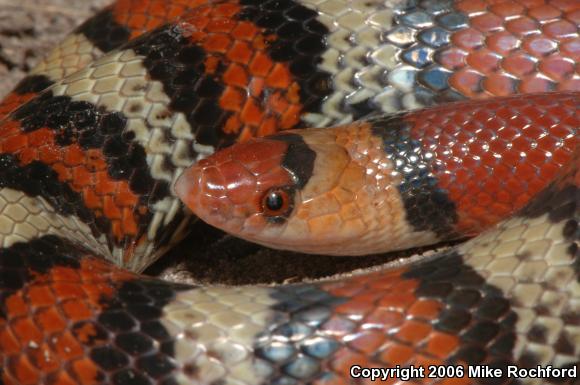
175, 160, 204, 214
175, 136, 300, 236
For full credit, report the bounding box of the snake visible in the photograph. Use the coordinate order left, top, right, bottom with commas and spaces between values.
0, 0, 578, 384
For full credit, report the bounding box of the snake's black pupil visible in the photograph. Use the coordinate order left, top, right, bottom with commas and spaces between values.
266, 192, 284, 211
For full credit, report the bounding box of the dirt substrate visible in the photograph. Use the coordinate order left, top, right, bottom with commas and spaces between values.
0, 0, 446, 285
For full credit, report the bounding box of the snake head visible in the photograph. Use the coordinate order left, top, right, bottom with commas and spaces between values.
176, 125, 422, 256
175, 133, 304, 234
176, 128, 388, 255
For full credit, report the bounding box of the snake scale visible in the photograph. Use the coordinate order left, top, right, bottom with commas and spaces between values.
0, 0, 578, 384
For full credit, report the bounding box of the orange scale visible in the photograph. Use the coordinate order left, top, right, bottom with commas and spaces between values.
26, 285, 56, 307
557, 38, 579, 61
457, 217, 479, 235
69, 357, 102, 384
365, 307, 405, 328
529, 4, 562, 22
323, 282, 364, 297
464, 147, 483, 164
256, 117, 278, 137
523, 35, 558, 57
376, 293, 416, 311
206, 18, 236, 34
520, 74, 555, 93
10, 317, 43, 344
10, 356, 40, 385
471, 12, 504, 33
265, 63, 292, 88
505, 16, 540, 36
51, 282, 87, 300
115, 188, 139, 206
490, 32, 523, 56
395, 320, 432, 344
4, 294, 29, 317
232, 22, 259, 41
60, 300, 93, 321
504, 177, 526, 195
240, 98, 264, 126
450, 169, 470, 186
224, 116, 243, 134
45, 371, 77, 385
226, 41, 253, 64
567, 8, 580, 24
481, 151, 499, 168
351, 290, 384, 305
346, 330, 387, 354
552, 0, 580, 12
126, 14, 148, 30
211, 2, 239, 18
121, 209, 139, 235
377, 343, 415, 366
267, 91, 290, 113
94, 171, 118, 194
455, 0, 488, 14
490, 1, 525, 17
0, 93, 37, 121
203, 34, 232, 54
512, 135, 533, 152
483, 177, 502, 194
249, 51, 275, 77
223, 64, 250, 88
280, 105, 302, 128
515, 192, 532, 208
476, 191, 493, 206
540, 163, 560, 180
447, 115, 466, 131
334, 300, 375, 319
0, 327, 22, 354
62, 145, 85, 166
436, 47, 467, 70
80, 283, 115, 304
553, 146, 576, 165
550, 103, 576, 119
454, 29, 486, 52
482, 73, 517, 96
523, 123, 549, 138
449, 70, 484, 98
28, 342, 60, 371
491, 201, 511, 215
425, 331, 459, 359
71, 167, 93, 190
543, 19, 577, 39
103, 195, 123, 219
526, 148, 549, 165
387, 277, 417, 292
248, 77, 265, 98
83, 190, 101, 210
528, 177, 548, 194
238, 126, 256, 142
329, 348, 371, 375
3, 135, 29, 153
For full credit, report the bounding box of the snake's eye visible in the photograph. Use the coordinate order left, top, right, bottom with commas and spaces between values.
261, 187, 293, 219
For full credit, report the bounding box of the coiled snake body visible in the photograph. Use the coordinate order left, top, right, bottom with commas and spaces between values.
0, 0, 578, 384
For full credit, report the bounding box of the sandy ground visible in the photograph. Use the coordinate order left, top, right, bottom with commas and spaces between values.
0, 0, 110, 96
0, 0, 445, 285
